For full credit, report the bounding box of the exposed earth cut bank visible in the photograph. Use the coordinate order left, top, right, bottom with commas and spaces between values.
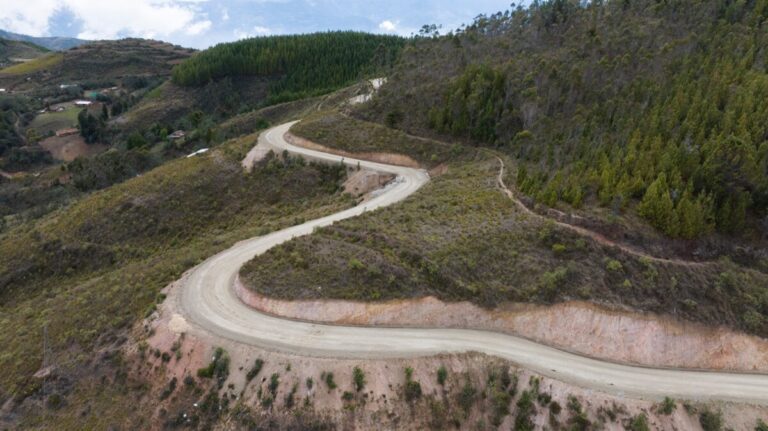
236, 276, 768, 372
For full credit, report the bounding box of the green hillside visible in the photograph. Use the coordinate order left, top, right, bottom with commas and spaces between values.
172, 31, 404, 104
360, 0, 768, 240
0, 38, 48, 66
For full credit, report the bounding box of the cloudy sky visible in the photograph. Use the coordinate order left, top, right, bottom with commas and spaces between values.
0, 0, 515, 49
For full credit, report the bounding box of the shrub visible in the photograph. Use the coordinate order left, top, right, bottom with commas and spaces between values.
159, 377, 177, 400
324, 372, 337, 390
261, 396, 273, 408
348, 258, 365, 270
404, 380, 422, 402
285, 383, 297, 408
458, 380, 476, 413
46, 393, 63, 410
342, 391, 354, 401
628, 414, 650, 431
514, 390, 535, 430
353, 366, 366, 392
404, 367, 422, 402
246, 358, 264, 382
756, 419, 768, 431
269, 373, 280, 397
197, 347, 229, 387
550, 400, 562, 415
490, 387, 512, 426
605, 259, 623, 272
552, 243, 567, 255
539, 266, 569, 298
700, 409, 723, 431
659, 396, 676, 415
437, 365, 448, 386
567, 395, 591, 431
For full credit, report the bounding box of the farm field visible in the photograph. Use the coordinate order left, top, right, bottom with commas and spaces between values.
27, 106, 80, 135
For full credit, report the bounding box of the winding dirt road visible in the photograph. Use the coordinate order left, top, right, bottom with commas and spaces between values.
175, 121, 768, 405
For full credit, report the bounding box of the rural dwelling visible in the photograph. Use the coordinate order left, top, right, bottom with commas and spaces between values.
0, 88, 5, 93
74, 100, 92, 107
56, 128, 79, 137
168, 130, 186, 140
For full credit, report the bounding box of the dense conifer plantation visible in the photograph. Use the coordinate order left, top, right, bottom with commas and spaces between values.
172, 31, 404, 104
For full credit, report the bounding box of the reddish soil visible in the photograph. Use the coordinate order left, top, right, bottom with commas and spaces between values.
342, 169, 395, 198
236, 276, 768, 372
137, 275, 768, 430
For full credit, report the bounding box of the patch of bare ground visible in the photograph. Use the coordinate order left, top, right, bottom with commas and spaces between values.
342, 169, 395, 200
126, 276, 768, 430
39, 135, 106, 162
235, 277, 768, 372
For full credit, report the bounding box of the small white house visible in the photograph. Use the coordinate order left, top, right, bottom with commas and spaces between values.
0, 88, 6, 93
74, 100, 92, 107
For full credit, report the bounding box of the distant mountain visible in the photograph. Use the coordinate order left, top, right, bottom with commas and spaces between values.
0, 29, 87, 51
0, 38, 48, 65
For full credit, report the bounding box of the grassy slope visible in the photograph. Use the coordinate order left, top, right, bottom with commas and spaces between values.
291, 111, 466, 168
217, 84, 363, 140
0, 132, 353, 401
28, 107, 80, 134
0, 39, 48, 62
0, 39, 192, 92
241, 115, 768, 337
0, 53, 63, 75
117, 77, 269, 133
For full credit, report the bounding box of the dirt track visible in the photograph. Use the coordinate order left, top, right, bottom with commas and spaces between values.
495, 156, 709, 266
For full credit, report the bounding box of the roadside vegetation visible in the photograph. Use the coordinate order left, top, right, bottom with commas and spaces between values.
0, 133, 353, 402
242, 149, 768, 337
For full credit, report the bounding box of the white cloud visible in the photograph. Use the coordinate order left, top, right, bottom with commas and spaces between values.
186, 20, 212, 36
234, 25, 272, 40
253, 26, 271, 35
0, 0, 58, 36
378, 19, 397, 32
0, 0, 212, 40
